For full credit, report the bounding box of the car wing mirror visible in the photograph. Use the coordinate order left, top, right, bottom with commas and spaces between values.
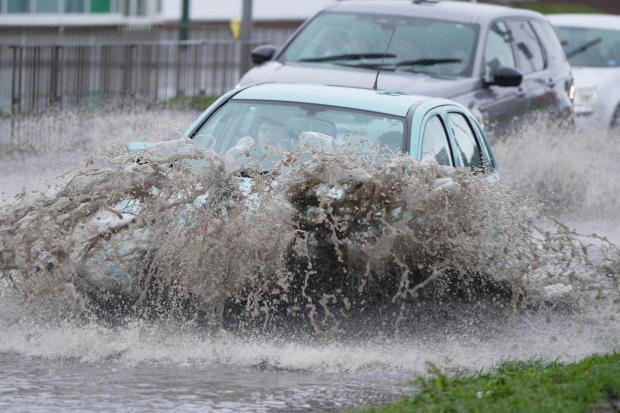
489, 66, 523, 88
251, 45, 277, 65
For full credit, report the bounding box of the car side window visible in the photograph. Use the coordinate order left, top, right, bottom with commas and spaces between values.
506, 20, 546, 74
530, 19, 566, 65
448, 113, 483, 171
485, 21, 516, 76
421, 116, 452, 166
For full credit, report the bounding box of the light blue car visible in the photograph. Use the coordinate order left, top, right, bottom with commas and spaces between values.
91, 83, 499, 293
184, 83, 498, 174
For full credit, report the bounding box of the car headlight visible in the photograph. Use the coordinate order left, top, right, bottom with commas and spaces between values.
573, 87, 598, 113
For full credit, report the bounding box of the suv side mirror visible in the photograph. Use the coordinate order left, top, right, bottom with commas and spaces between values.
251, 45, 277, 65
490, 66, 523, 87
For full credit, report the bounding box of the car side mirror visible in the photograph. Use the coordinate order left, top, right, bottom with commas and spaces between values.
251, 45, 277, 65
490, 66, 523, 87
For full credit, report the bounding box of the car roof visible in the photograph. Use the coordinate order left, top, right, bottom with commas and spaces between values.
548, 14, 620, 32
324, 0, 542, 24
232, 83, 437, 117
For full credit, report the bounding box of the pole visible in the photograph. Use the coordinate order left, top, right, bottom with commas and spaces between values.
240, 0, 253, 76
180, 0, 190, 41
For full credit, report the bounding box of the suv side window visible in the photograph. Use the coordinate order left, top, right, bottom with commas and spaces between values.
530, 19, 566, 66
421, 116, 453, 166
507, 20, 546, 74
485, 21, 516, 76
448, 113, 483, 171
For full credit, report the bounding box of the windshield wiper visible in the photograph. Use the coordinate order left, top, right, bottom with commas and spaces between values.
395, 58, 462, 67
334, 62, 395, 70
298, 53, 396, 63
334, 57, 462, 71
566, 37, 602, 58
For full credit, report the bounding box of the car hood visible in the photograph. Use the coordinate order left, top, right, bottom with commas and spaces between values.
571, 66, 620, 90
239, 62, 478, 99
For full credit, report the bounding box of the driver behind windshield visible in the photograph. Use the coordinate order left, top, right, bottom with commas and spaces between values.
257, 119, 289, 147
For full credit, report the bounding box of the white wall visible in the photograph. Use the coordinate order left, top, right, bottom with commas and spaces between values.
162, 0, 336, 21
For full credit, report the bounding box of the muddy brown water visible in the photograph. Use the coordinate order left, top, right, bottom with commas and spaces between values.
1, 110, 619, 412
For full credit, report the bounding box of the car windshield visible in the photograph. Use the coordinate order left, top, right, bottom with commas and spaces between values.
554, 26, 620, 68
192, 100, 406, 157
280, 12, 479, 77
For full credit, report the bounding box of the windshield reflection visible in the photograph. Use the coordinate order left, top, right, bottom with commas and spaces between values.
192, 100, 406, 161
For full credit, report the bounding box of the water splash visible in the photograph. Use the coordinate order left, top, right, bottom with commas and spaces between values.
1, 131, 618, 338
494, 121, 620, 222
1, 111, 620, 412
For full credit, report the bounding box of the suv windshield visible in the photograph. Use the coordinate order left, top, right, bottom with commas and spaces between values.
281, 12, 479, 77
554, 26, 620, 68
192, 100, 405, 156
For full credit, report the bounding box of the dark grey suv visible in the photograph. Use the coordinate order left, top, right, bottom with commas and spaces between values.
238, 0, 574, 135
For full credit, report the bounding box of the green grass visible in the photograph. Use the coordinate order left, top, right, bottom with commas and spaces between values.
166, 95, 220, 111
361, 353, 620, 413
511, 2, 601, 14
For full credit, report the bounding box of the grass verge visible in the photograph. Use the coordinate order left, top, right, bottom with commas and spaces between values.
511, 2, 601, 14
166, 95, 220, 111
361, 353, 620, 413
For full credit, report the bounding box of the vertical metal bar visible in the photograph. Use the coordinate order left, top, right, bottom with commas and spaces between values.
223, 43, 231, 94
220, 44, 227, 95
122, 44, 132, 98
31, 46, 39, 113
84, 45, 91, 107
192, 43, 199, 97
10, 46, 23, 115
240, 0, 253, 76
141, 44, 150, 99
101, 45, 109, 100
131, 44, 137, 97
211, 43, 218, 96
164, 44, 170, 100
154, 44, 160, 101
199, 43, 206, 95
180, 0, 190, 41
49, 46, 58, 107
58, 46, 64, 110
176, 43, 185, 97
77, 46, 84, 106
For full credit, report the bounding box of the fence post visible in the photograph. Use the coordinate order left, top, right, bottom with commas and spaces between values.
10, 46, 22, 114
240, 0, 253, 76
57, 46, 64, 110
50, 46, 59, 107
176, 43, 186, 97
31, 46, 39, 112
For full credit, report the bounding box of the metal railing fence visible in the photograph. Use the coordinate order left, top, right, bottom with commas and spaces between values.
0, 39, 266, 114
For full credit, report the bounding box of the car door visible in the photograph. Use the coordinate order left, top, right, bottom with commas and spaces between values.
505, 19, 556, 118
414, 106, 495, 176
445, 111, 485, 172
417, 112, 454, 167
477, 20, 529, 135
529, 19, 575, 119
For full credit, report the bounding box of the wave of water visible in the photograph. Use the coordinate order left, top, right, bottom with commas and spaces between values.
2, 135, 617, 334
1, 110, 619, 411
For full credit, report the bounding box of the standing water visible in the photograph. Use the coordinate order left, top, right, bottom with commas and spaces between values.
1, 109, 619, 412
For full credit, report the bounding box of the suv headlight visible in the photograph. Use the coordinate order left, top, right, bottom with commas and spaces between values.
573, 87, 598, 113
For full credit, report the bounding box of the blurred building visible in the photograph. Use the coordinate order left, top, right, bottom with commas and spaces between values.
0, 0, 335, 44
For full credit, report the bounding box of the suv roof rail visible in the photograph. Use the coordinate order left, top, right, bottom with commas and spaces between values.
412, 0, 440, 4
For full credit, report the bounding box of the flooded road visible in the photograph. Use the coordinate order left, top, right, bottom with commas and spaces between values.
1, 109, 619, 412
1, 313, 617, 412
